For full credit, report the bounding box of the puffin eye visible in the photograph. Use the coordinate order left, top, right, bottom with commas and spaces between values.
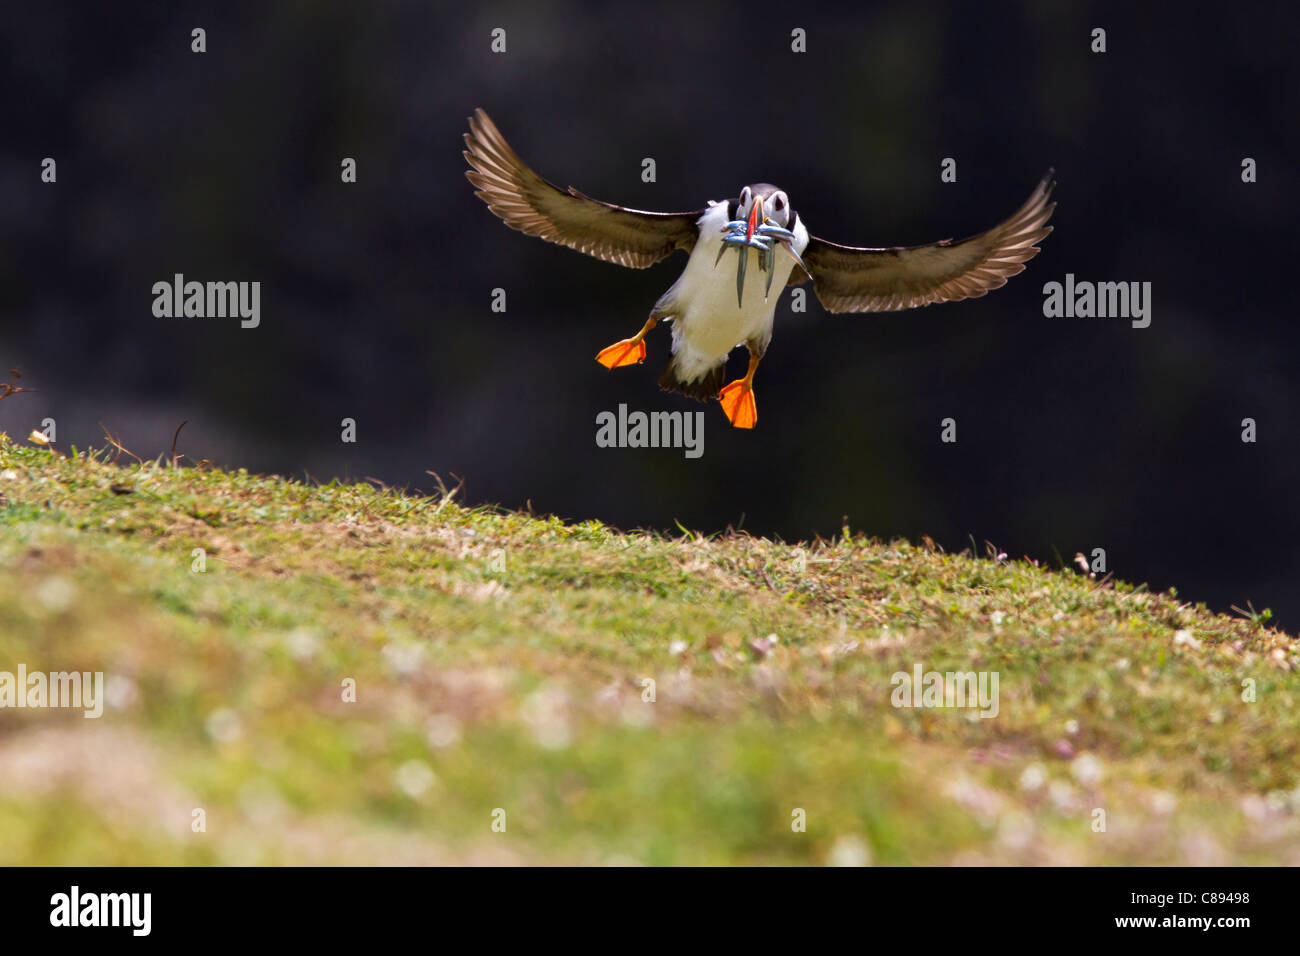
773, 195, 786, 210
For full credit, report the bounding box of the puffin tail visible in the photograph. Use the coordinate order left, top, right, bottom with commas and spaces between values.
658, 353, 726, 403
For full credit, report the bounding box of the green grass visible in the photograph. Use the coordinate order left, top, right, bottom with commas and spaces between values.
0, 437, 1297, 864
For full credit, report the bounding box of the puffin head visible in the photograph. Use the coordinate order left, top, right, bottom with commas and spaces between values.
736, 183, 793, 231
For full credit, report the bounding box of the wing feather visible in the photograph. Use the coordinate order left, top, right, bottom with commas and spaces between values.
792, 171, 1056, 313
463, 109, 703, 269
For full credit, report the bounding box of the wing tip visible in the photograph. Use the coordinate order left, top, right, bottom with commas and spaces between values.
1036, 168, 1058, 200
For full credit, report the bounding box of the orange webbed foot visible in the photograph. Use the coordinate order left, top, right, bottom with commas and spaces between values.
718, 380, 757, 429
595, 339, 647, 369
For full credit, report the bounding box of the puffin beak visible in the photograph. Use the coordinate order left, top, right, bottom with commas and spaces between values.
746, 196, 763, 242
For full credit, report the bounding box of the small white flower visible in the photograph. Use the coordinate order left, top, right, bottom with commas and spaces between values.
826, 835, 872, 867
238, 778, 289, 825
1150, 791, 1176, 815
1019, 764, 1047, 792
104, 675, 139, 710
520, 684, 571, 750
1049, 780, 1076, 811
381, 642, 424, 676
286, 628, 320, 661
425, 713, 461, 749
998, 812, 1034, 850
1071, 753, 1104, 787
205, 708, 242, 743
35, 575, 76, 613
395, 759, 437, 798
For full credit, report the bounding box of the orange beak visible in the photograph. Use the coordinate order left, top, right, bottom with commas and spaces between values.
746, 196, 763, 242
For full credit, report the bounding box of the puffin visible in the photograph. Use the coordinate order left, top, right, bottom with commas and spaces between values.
464, 108, 1055, 429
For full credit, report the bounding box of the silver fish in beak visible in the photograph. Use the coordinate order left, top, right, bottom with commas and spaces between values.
716, 196, 775, 307
715, 196, 811, 305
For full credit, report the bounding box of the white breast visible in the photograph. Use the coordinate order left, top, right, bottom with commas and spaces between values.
663, 203, 809, 381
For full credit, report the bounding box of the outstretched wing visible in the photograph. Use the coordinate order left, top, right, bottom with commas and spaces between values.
464, 109, 705, 269
790, 171, 1056, 313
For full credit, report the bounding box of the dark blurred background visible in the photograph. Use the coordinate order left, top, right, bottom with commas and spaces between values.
2, 2, 1297, 623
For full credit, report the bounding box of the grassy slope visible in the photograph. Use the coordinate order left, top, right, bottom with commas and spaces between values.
0, 438, 1297, 865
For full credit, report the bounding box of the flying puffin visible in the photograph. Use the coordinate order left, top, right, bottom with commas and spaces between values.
463, 108, 1055, 429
